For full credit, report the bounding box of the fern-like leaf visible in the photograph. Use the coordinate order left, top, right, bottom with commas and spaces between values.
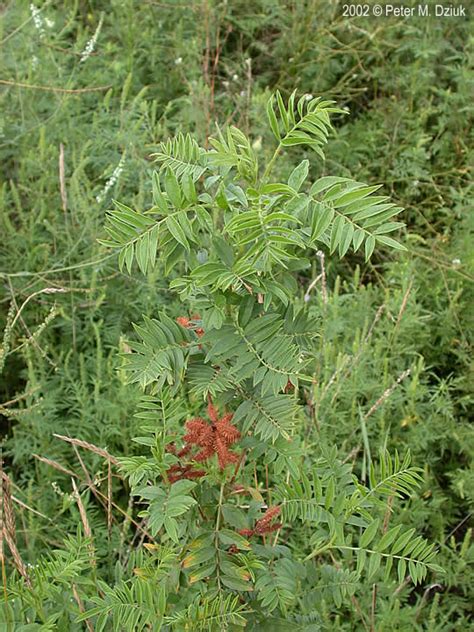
255, 558, 300, 614
165, 594, 248, 630
153, 132, 208, 181
78, 578, 164, 632
100, 201, 160, 274
361, 450, 423, 507
205, 314, 304, 395
266, 90, 344, 159
346, 520, 442, 585
306, 176, 406, 259
123, 313, 192, 389
301, 566, 359, 609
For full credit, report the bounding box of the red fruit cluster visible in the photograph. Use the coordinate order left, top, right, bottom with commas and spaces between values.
238, 506, 282, 538
165, 443, 206, 483
164, 398, 241, 482
176, 314, 205, 338
166, 464, 206, 483
183, 398, 241, 469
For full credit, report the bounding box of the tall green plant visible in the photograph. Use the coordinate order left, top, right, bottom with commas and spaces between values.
92, 91, 442, 628
86, 91, 444, 628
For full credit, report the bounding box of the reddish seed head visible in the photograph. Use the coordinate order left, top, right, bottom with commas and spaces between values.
177, 445, 192, 458
240, 506, 283, 539
232, 484, 246, 494
176, 316, 191, 328
238, 529, 255, 538
166, 463, 206, 483
191, 314, 205, 337
176, 314, 204, 337
258, 506, 281, 524
182, 397, 240, 469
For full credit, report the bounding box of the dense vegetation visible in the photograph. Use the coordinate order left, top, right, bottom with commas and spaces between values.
0, 1, 472, 630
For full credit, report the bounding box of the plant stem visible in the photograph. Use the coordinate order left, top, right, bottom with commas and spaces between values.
262, 144, 282, 183
214, 480, 226, 591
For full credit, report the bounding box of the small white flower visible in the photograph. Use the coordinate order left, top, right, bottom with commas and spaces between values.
305, 93, 313, 101
32, 55, 39, 69
45, 17, 55, 28
252, 136, 262, 151
51, 481, 64, 496
413, 180, 419, 186
239, 90, 246, 97
222, 80, 229, 88
30, 3, 45, 39
452, 258, 461, 266
232, 73, 239, 81
96, 154, 126, 203
174, 56, 183, 65
80, 15, 104, 63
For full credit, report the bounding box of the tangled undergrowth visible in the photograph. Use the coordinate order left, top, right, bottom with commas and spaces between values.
0, 2, 472, 630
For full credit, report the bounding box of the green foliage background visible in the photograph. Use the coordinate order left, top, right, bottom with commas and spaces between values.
0, 1, 472, 629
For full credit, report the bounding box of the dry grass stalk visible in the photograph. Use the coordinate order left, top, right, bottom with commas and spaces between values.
364, 368, 411, 420
94, 485, 153, 541
304, 273, 323, 302
1, 471, 31, 587
0, 302, 15, 375
344, 368, 413, 465
71, 478, 92, 540
32, 454, 77, 477
11, 495, 49, 521
370, 584, 377, 632
72, 583, 95, 632
70, 444, 115, 537
351, 594, 370, 631
72, 446, 94, 488
316, 250, 328, 304
0, 468, 4, 585
327, 304, 386, 409
107, 462, 112, 535
59, 143, 68, 212
340, 303, 385, 378
2, 476, 15, 541
304, 250, 328, 303
395, 280, 413, 330
7, 304, 58, 358
9, 286, 67, 332
0, 387, 40, 408
315, 302, 387, 424
71, 478, 96, 569
54, 434, 119, 465
0, 79, 112, 93
67, 445, 151, 542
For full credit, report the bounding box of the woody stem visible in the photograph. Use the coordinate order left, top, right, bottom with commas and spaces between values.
214, 480, 225, 591
229, 450, 247, 486
215, 480, 225, 533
